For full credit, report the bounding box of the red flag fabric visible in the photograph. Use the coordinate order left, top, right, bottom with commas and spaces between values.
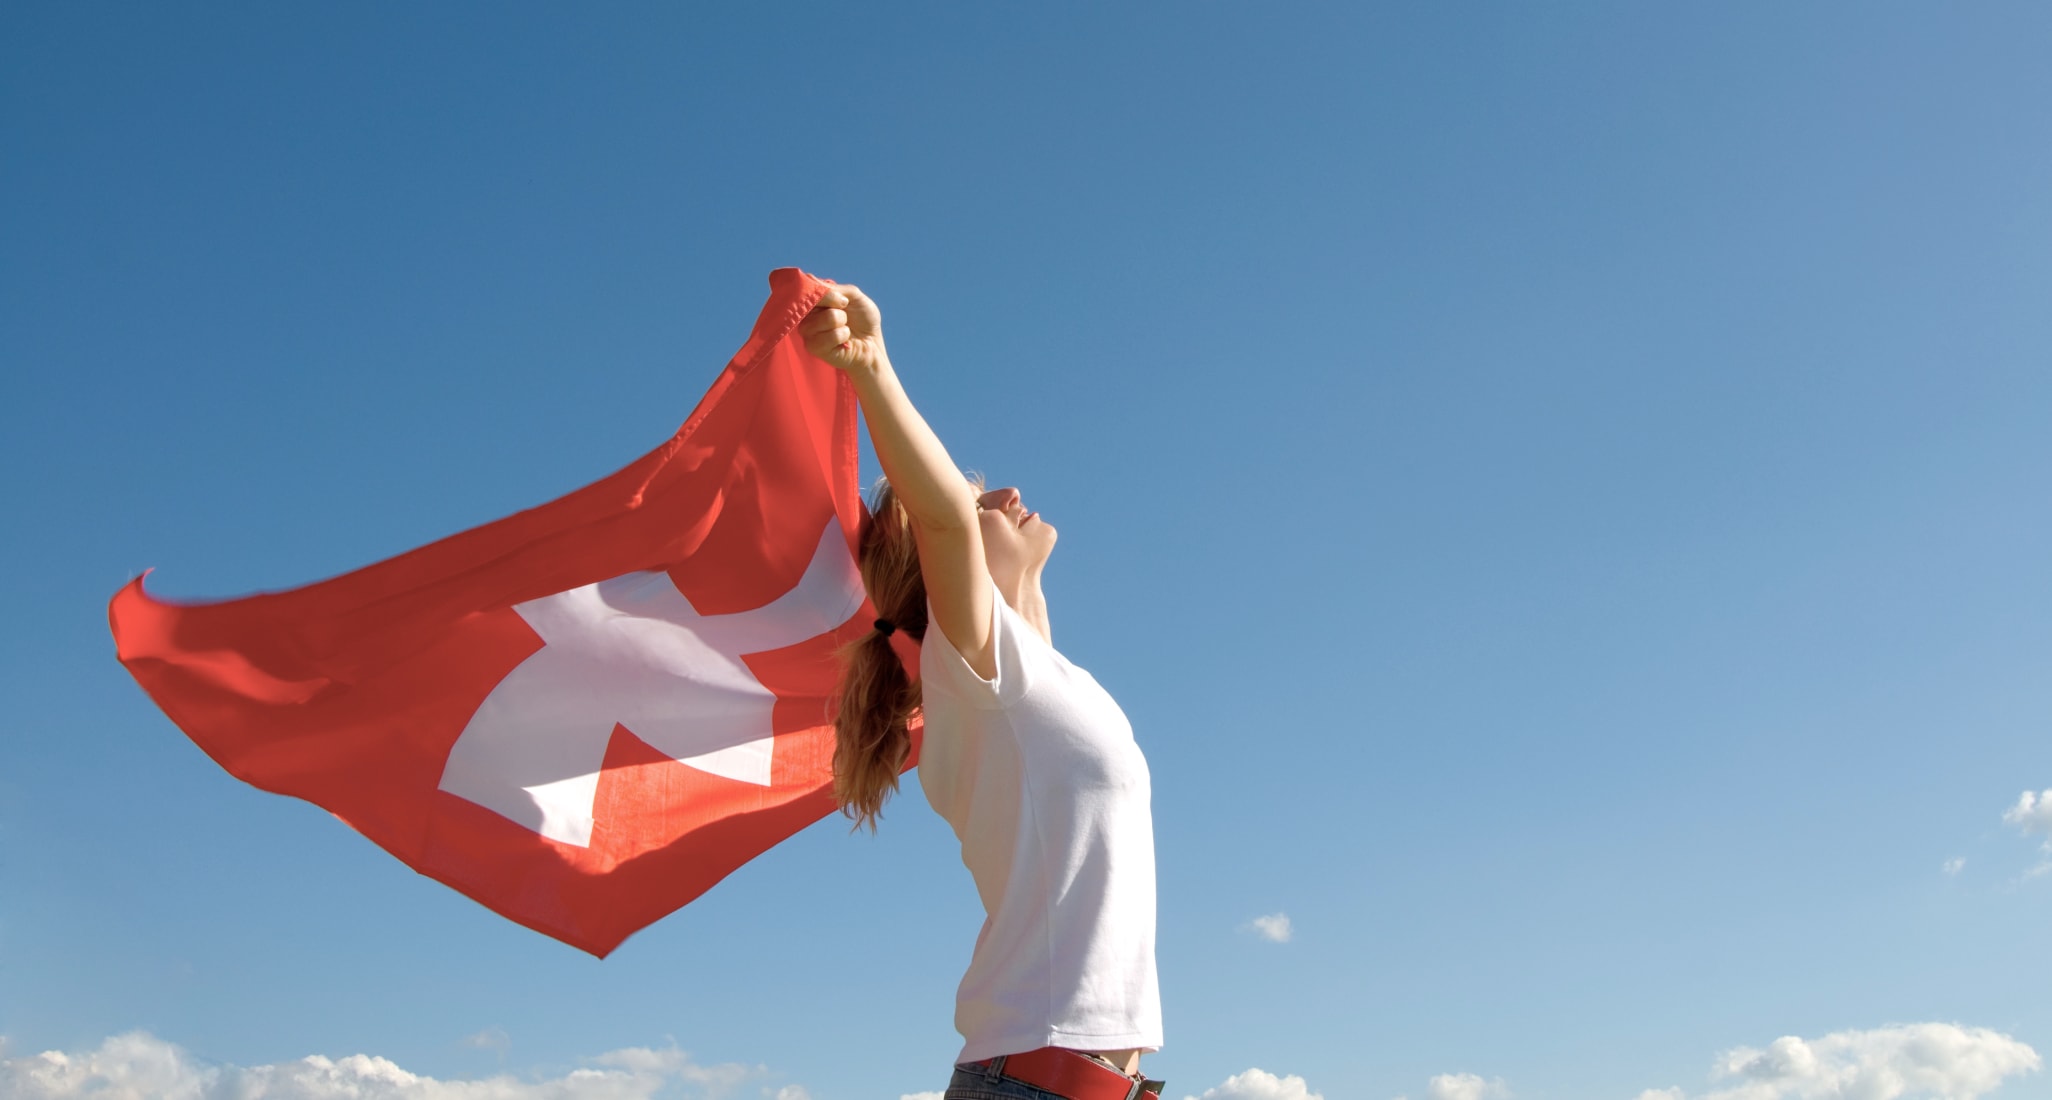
110, 268, 896, 957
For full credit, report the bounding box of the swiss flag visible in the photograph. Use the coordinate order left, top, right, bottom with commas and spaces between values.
109, 268, 900, 957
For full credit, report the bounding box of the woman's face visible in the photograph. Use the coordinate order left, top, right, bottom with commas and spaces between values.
975, 485, 1056, 584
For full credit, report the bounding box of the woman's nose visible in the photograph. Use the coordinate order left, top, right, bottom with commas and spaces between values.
988, 487, 1021, 511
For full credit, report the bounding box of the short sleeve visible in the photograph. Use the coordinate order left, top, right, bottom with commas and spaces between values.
920, 581, 1037, 709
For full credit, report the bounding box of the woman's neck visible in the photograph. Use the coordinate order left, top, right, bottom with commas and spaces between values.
993, 570, 1051, 645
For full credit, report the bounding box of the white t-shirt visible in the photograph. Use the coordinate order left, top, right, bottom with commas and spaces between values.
917, 584, 1162, 1063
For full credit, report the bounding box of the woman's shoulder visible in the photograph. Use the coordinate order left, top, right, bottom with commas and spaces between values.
921, 584, 1050, 708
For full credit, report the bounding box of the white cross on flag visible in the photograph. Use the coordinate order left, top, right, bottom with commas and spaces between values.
109, 269, 897, 956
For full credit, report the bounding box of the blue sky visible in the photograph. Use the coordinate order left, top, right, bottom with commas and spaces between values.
4, 5, 2051, 1099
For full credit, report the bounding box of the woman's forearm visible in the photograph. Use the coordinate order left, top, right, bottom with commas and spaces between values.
845, 355, 976, 533
801, 284, 996, 664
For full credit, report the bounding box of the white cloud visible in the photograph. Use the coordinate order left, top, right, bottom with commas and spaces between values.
1184, 1067, 1323, 1100
2000, 792, 2052, 882
769, 1088, 809, 1100
1645, 1022, 2039, 1100
897, 1093, 944, 1100
464, 1029, 512, 1056
1941, 857, 1965, 876
0, 1030, 771, 1100
1249, 913, 1293, 943
2003, 791, 2052, 838
1425, 1072, 1508, 1100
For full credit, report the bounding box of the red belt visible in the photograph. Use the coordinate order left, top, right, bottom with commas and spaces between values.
968, 1048, 1163, 1100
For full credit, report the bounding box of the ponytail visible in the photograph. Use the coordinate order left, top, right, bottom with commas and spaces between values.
832, 481, 929, 831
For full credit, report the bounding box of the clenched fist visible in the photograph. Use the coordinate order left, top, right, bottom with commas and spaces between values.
800, 285, 888, 374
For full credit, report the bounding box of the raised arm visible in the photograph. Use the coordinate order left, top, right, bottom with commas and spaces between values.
801, 286, 998, 679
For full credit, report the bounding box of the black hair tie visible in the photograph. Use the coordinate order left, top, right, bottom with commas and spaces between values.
873, 618, 896, 637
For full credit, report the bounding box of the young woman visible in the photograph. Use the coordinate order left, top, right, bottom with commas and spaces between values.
801, 286, 1163, 1100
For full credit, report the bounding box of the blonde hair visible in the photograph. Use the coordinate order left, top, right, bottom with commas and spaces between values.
831, 480, 929, 831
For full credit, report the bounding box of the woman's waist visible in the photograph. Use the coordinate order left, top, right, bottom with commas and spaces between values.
953, 1046, 1161, 1100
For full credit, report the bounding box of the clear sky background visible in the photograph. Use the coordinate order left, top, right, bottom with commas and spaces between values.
4, 6, 2051, 1100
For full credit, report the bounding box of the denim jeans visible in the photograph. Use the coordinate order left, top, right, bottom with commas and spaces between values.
943, 1060, 1071, 1100
942, 1057, 1160, 1100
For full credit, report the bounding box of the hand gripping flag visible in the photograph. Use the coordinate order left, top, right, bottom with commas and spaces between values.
109, 268, 899, 957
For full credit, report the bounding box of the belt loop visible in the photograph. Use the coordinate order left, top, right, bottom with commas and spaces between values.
986, 1054, 1007, 1083
1123, 1075, 1143, 1100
